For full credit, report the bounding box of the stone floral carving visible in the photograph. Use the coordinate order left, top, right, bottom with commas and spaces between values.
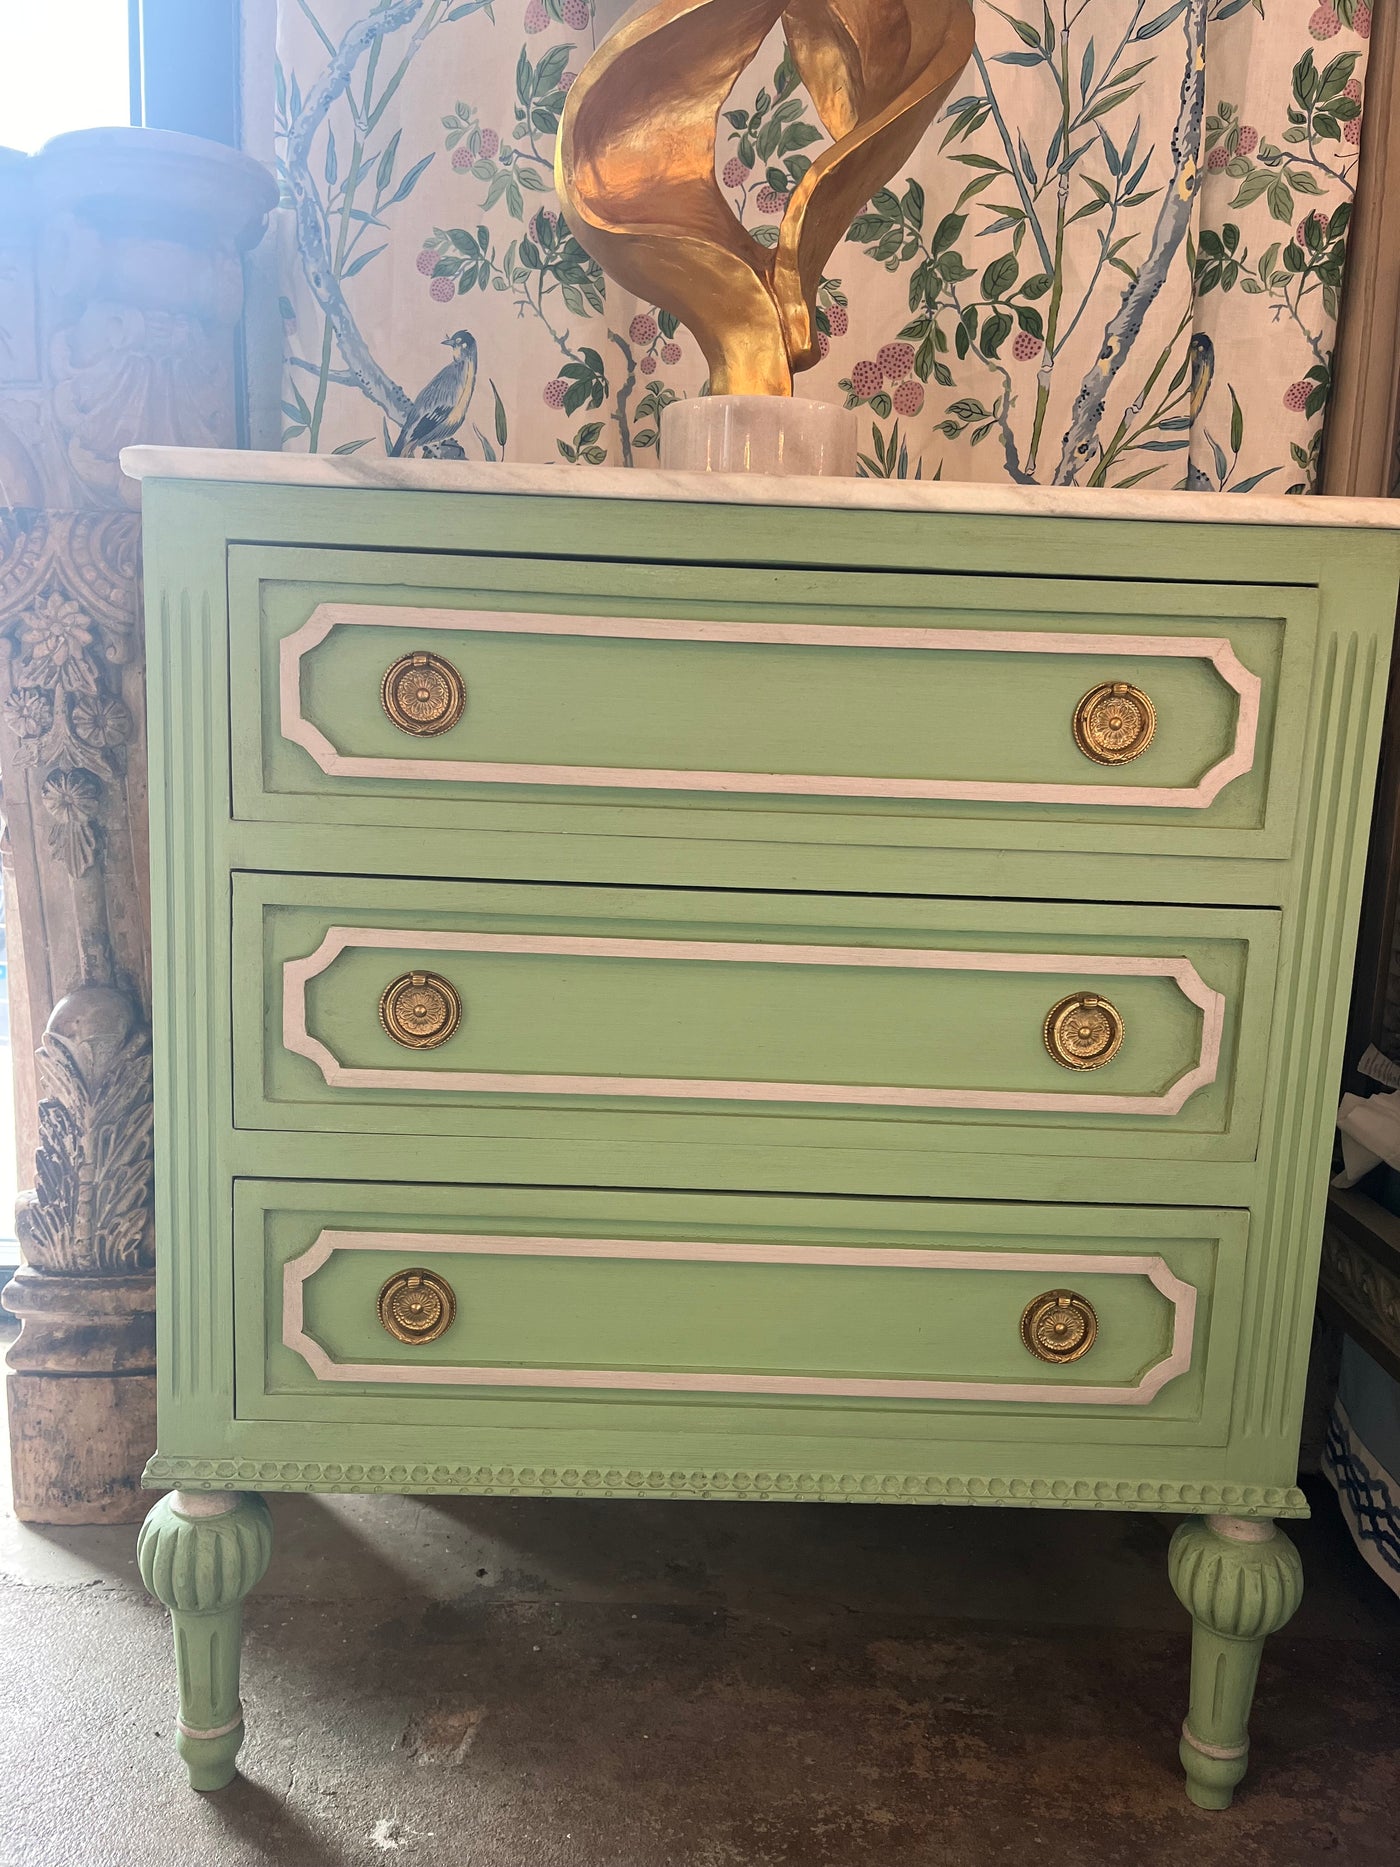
17, 986, 153, 1277
0, 510, 140, 878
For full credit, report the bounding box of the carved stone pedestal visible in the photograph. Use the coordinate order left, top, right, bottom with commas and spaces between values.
0, 129, 275, 1522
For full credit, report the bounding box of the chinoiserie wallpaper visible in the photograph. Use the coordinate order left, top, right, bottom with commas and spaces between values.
272, 0, 1376, 488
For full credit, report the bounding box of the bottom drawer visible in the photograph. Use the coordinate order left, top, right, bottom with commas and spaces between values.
236, 1182, 1245, 1448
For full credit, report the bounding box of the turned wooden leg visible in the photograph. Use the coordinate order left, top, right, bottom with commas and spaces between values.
137, 1490, 273, 1791
1168, 1514, 1303, 1810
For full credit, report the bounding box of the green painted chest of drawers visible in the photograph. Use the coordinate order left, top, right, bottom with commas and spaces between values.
126, 447, 1400, 1806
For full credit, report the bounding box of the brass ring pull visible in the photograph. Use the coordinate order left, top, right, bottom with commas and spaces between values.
381, 649, 466, 736
378, 1268, 457, 1345
1073, 680, 1155, 764
1044, 991, 1123, 1071
1021, 1289, 1098, 1363
379, 970, 463, 1050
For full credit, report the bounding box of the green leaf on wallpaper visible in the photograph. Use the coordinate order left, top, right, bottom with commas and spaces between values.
1082, 86, 1139, 126
1021, 272, 1052, 300
956, 172, 999, 210
1318, 51, 1361, 101
1229, 168, 1273, 209
981, 311, 1012, 358
981, 254, 1018, 301
342, 245, 385, 279
376, 130, 401, 194
1136, 1, 1188, 39
1009, 15, 1043, 49
386, 154, 434, 207
1266, 177, 1294, 223
1229, 386, 1244, 455
930, 212, 965, 257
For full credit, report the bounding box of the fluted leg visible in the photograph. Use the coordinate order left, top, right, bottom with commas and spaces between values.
1167, 1514, 1303, 1810
137, 1490, 273, 1790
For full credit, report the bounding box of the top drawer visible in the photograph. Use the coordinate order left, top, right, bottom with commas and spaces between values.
230, 545, 1314, 863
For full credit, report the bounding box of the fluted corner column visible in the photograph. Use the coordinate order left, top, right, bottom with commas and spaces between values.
0, 129, 276, 1523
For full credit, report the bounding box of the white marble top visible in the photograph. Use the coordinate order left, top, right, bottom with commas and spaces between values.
120, 445, 1400, 531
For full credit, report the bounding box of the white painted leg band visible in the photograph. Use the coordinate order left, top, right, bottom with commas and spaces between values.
1182, 1720, 1247, 1762
178, 1713, 244, 1742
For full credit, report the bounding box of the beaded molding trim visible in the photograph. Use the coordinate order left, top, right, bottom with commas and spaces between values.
143, 1455, 1307, 1516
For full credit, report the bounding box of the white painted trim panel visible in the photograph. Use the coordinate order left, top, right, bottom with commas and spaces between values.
281, 928, 1225, 1116
281, 1229, 1199, 1406
279, 605, 1261, 809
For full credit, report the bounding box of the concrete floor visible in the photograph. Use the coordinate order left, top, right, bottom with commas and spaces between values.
3, 1427, 1399, 1867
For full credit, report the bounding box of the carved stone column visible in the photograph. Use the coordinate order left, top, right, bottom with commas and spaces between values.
0, 129, 275, 1522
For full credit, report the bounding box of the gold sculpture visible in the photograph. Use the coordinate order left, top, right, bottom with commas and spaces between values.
556, 0, 975, 398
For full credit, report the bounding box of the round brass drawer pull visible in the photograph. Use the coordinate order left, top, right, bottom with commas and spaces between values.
1073, 680, 1156, 764
378, 1268, 457, 1345
381, 649, 466, 736
379, 970, 462, 1050
1021, 1289, 1098, 1363
1043, 991, 1123, 1071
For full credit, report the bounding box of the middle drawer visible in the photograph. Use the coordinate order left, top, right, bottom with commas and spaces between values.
234, 874, 1278, 1163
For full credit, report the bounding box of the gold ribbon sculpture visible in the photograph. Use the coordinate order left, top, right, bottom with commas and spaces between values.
557, 0, 976, 397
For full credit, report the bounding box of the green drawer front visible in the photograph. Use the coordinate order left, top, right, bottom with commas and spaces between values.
230, 545, 1312, 862
236, 1181, 1245, 1447
233, 873, 1278, 1163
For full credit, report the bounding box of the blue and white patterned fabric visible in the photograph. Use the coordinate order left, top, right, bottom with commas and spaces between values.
1324, 1340, 1400, 1597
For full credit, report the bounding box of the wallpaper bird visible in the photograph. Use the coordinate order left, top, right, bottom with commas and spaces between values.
388, 329, 478, 457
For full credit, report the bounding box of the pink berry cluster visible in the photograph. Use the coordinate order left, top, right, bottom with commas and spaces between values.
848, 342, 925, 415
429, 275, 455, 303
528, 0, 589, 29
1283, 380, 1312, 412
628, 311, 682, 373
1296, 209, 1329, 246
416, 247, 437, 276
1011, 330, 1043, 362
543, 378, 569, 409
722, 157, 750, 189
816, 305, 849, 354
755, 185, 788, 215
1206, 123, 1258, 171
1309, 3, 1369, 37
